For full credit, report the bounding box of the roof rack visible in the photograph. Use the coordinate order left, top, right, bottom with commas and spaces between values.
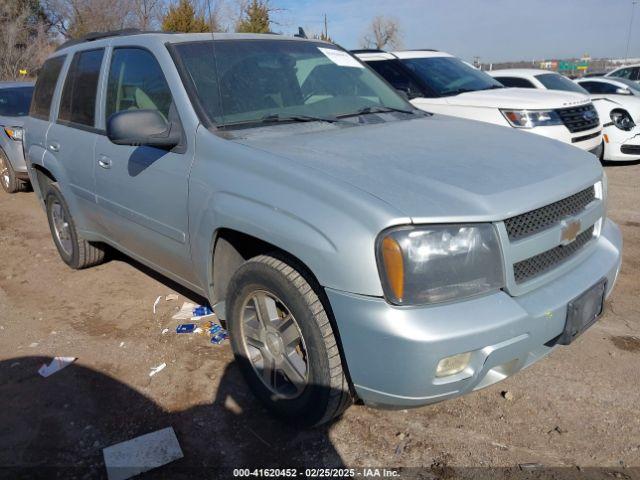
350, 49, 387, 54
55, 28, 153, 51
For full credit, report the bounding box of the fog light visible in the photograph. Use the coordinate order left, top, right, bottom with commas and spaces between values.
436, 352, 472, 377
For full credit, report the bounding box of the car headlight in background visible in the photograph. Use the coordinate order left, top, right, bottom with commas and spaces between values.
3, 126, 24, 141
377, 224, 504, 305
609, 109, 635, 131
500, 109, 563, 128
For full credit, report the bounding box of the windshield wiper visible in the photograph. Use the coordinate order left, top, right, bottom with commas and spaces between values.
219, 113, 340, 128
260, 113, 340, 123
338, 105, 417, 119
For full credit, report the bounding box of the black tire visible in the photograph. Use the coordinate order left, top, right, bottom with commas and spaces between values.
0, 149, 27, 194
45, 183, 106, 269
227, 254, 352, 427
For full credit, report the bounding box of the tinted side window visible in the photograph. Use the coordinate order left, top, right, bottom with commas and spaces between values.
579, 81, 618, 94
633, 67, 640, 81
494, 76, 535, 88
367, 60, 424, 97
611, 68, 632, 79
106, 48, 172, 121
30, 56, 65, 120
58, 49, 105, 127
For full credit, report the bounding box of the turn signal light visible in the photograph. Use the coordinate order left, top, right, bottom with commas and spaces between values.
381, 236, 404, 302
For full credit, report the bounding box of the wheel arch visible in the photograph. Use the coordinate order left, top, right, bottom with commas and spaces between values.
208, 227, 357, 397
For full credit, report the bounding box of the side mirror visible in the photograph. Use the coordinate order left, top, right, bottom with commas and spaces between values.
616, 87, 632, 95
107, 109, 181, 149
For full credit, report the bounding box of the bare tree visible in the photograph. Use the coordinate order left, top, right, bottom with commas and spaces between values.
131, 0, 164, 30
361, 15, 402, 50
0, 2, 54, 80
41, 0, 137, 39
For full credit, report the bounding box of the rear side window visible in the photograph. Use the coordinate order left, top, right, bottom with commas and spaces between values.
579, 81, 618, 94
30, 56, 65, 120
610, 67, 639, 80
106, 48, 173, 121
58, 49, 105, 127
0, 86, 34, 116
494, 76, 535, 88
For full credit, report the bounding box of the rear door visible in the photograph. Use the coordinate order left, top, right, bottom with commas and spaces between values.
45, 48, 105, 229
25, 55, 66, 187
94, 46, 195, 282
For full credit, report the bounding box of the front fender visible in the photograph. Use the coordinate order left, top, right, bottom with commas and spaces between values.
189, 128, 409, 299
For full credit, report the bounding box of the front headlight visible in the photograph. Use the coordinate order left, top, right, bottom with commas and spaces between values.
610, 109, 635, 131
376, 224, 505, 306
500, 109, 563, 128
3, 126, 24, 141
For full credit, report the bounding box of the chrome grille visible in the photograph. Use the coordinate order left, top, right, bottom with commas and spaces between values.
505, 186, 595, 241
513, 226, 594, 284
555, 104, 600, 133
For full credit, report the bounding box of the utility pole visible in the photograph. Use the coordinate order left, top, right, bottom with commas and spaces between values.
625, 0, 639, 63
323, 13, 328, 40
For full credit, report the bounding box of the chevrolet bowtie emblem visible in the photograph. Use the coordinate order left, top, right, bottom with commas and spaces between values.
561, 219, 581, 244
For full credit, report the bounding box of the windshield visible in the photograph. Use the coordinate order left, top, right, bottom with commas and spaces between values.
535, 73, 588, 94
399, 56, 503, 97
0, 86, 34, 116
174, 40, 413, 127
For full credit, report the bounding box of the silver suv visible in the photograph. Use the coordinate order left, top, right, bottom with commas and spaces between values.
0, 81, 34, 193
24, 31, 622, 426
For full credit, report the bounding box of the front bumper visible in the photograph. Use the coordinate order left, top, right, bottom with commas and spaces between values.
529, 124, 602, 152
0, 137, 28, 173
603, 126, 640, 161
327, 219, 622, 408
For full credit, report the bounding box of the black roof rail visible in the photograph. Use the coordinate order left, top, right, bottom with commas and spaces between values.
350, 49, 387, 54
55, 28, 153, 51
400, 48, 439, 52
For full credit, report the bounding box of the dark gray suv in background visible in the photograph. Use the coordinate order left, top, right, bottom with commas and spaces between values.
0, 81, 34, 193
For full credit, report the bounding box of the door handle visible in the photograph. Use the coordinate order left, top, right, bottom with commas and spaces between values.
97, 155, 112, 169
48, 142, 60, 152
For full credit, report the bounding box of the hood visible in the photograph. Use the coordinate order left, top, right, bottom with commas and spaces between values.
446, 88, 591, 110
233, 115, 602, 222
591, 96, 640, 122
0, 116, 26, 128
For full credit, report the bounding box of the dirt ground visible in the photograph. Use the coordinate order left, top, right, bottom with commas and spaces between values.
0, 162, 639, 479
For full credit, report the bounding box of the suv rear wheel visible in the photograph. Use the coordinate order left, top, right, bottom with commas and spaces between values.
0, 150, 27, 194
45, 184, 106, 269
227, 255, 351, 426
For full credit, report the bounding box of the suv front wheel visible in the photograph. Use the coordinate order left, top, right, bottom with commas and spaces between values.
45, 184, 106, 269
227, 255, 352, 426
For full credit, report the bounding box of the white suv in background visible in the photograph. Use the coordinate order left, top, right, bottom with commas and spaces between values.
489, 69, 640, 161
355, 50, 603, 156
606, 64, 640, 84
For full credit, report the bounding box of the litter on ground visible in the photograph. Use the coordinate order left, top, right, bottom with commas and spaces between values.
171, 302, 196, 321
176, 324, 196, 334
102, 426, 183, 480
165, 293, 179, 302
149, 363, 166, 377
38, 357, 76, 377
211, 331, 229, 344
152, 296, 161, 314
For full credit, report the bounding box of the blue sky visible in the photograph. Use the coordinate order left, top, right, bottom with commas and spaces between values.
271, 0, 640, 62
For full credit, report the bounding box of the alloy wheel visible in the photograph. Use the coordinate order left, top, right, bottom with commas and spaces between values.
239, 290, 308, 399
51, 200, 73, 256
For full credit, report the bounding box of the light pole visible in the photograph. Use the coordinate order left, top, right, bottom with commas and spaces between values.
625, 0, 639, 63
